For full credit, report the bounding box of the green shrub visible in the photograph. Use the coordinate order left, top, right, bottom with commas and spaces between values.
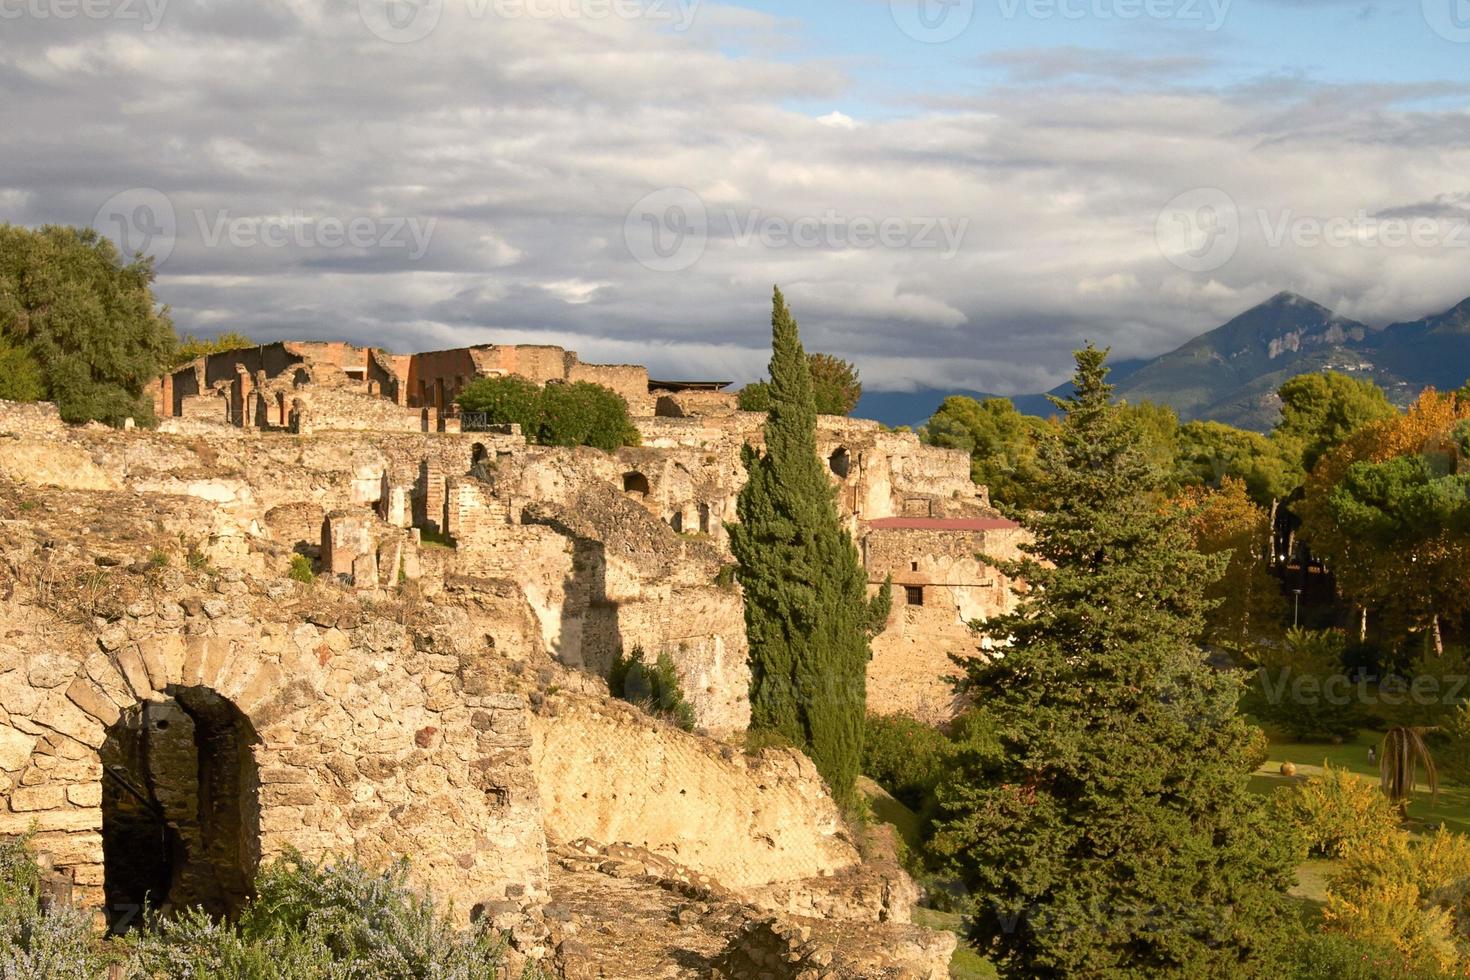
1442, 703, 1470, 786
288, 554, 315, 584
1280, 931, 1450, 979
0, 835, 109, 979
456, 375, 542, 433
457, 377, 639, 452
1242, 628, 1363, 740
610, 648, 696, 731
536, 381, 639, 452
127, 849, 510, 979
1272, 762, 1403, 859
862, 714, 951, 813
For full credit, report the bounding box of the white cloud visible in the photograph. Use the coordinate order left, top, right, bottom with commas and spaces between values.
1, 10, 1468, 394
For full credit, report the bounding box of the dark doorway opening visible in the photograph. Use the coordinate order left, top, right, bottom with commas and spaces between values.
101, 687, 261, 933
829, 447, 851, 479
622, 472, 651, 497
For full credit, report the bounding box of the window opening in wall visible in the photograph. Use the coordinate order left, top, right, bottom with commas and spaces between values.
904, 585, 924, 606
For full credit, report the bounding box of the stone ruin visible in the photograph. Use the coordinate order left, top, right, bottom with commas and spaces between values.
0, 342, 1024, 976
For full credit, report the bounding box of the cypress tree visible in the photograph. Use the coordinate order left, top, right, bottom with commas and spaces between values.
729, 287, 887, 804
933, 347, 1299, 976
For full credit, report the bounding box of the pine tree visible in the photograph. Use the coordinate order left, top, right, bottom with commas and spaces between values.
729, 287, 887, 804
932, 346, 1299, 976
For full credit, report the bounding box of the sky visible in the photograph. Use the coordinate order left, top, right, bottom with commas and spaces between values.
2, 0, 1469, 394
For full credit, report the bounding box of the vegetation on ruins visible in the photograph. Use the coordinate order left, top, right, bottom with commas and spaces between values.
610, 647, 697, 731
172, 330, 255, 368
0, 837, 521, 980
930, 346, 1298, 976
738, 350, 863, 417
729, 287, 889, 805
0, 224, 176, 426
456, 375, 639, 451
920, 395, 1050, 511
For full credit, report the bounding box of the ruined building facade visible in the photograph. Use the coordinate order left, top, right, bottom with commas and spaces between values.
0, 340, 1022, 971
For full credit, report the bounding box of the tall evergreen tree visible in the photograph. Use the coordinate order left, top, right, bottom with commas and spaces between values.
729, 287, 887, 804
932, 346, 1298, 976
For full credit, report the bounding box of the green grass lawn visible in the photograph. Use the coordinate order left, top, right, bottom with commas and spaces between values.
1254, 729, 1470, 836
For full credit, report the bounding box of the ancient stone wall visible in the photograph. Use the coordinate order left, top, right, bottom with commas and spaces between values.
0, 399, 66, 436
530, 695, 857, 890
0, 567, 549, 925
863, 520, 1027, 723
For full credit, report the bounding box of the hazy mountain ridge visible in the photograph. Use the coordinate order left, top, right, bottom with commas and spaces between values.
855, 293, 1470, 432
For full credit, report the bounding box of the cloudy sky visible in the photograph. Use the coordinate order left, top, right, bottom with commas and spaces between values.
3, 0, 1469, 394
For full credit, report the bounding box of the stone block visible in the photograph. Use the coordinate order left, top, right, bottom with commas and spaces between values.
65, 678, 121, 728
66, 784, 102, 807
112, 645, 155, 700
0, 808, 102, 835
9, 785, 65, 811
137, 640, 169, 691
0, 726, 37, 773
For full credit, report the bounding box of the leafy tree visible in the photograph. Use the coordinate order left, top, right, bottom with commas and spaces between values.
932, 346, 1298, 977
1175, 478, 1287, 651
0, 224, 175, 425
173, 331, 254, 368
1175, 419, 1300, 507
0, 337, 45, 402
455, 376, 638, 452
1298, 390, 1470, 652
1241, 628, 1362, 740
728, 287, 889, 805
738, 351, 862, 416
921, 396, 1052, 510
1118, 399, 1182, 483
1275, 372, 1396, 476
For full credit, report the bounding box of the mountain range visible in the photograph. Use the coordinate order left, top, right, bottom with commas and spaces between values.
854, 292, 1470, 432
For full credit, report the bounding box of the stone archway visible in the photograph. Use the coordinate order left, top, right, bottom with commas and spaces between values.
100, 685, 261, 931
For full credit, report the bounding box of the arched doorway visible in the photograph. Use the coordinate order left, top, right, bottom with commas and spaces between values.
100, 686, 261, 932
622, 472, 651, 497
828, 447, 851, 479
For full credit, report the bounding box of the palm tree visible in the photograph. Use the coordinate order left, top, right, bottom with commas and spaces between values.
1379, 726, 1439, 817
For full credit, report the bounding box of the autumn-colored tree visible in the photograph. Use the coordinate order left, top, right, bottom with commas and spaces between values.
1174, 477, 1287, 650
1297, 390, 1470, 650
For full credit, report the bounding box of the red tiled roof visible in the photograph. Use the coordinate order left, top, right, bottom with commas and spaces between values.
864, 517, 1019, 532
